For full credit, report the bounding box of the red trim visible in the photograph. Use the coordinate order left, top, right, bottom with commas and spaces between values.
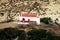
21, 13, 37, 17
20, 21, 36, 22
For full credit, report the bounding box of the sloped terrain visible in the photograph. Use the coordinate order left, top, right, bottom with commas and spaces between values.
0, 0, 60, 36
0, 22, 60, 36
0, 0, 60, 22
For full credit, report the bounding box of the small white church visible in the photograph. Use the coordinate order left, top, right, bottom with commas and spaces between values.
17, 12, 40, 25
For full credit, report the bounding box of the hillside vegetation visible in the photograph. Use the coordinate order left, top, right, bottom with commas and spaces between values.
0, 27, 60, 40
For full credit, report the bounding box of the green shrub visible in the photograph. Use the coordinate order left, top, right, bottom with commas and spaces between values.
0, 28, 60, 40
53, 36, 60, 40
0, 27, 26, 40
0, 29, 8, 40
40, 17, 52, 24
46, 32, 54, 40
27, 29, 47, 40
27, 29, 56, 40
17, 30, 26, 40
3, 28, 18, 39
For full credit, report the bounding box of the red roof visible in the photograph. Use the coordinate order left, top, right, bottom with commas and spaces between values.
21, 13, 37, 17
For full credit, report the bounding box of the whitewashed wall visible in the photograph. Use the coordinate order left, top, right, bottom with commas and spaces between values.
19, 17, 40, 24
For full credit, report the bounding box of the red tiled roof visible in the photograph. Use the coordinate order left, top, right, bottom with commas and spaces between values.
21, 13, 37, 17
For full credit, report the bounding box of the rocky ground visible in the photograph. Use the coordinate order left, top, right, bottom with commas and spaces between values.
0, 0, 60, 22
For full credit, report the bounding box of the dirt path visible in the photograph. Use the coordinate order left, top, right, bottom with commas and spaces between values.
0, 22, 19, 29
0, 22, 60, 36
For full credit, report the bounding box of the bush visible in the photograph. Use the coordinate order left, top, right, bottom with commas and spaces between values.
27, 29, 47, 40
40, 17, 52, 24
3, 28, 18, 39
53, 36, 60, 40
27, 29, 56, 40
0, 28, 60, 40
0, 29, 8, 40
17, 30, 26, 40
0, 27, 26, 40
46, 32, 54, 40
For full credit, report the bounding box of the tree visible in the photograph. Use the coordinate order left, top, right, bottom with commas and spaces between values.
27, 29, 56, 40
0, 27, 26, 40
27, 29, 47, 40
40, 17, 52, 24
2, 28, 18, 40
17, 30, 26, 40
45, 32, 54, 40
0, 29, 8, 40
